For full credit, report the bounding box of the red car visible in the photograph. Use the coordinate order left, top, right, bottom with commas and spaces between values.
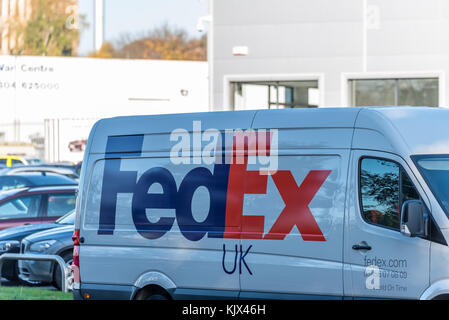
68, 140, 87, 153
0, 185, 77, 230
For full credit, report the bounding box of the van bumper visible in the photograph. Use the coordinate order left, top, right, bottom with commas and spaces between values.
73, 283, 137, 300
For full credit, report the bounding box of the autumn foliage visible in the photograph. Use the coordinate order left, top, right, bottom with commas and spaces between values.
90, 25, 207, 61
7, 0, 82, 56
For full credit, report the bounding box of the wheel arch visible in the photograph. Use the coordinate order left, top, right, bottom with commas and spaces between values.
421, 279, 449, 300
131, 271, 176, 300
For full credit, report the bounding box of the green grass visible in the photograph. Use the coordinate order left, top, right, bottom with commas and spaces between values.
0, 287, 73, 300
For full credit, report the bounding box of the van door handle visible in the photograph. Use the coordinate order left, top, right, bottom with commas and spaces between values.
352, 244, 372, 251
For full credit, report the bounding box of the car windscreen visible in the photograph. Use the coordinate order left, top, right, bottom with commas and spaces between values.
413, 155, 449, 216
56, 210, 75, 225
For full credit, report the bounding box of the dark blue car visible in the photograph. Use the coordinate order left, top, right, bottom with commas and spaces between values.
0, 211, 74, 281
0, 172, 78, 192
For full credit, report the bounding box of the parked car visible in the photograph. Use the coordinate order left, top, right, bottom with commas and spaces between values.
22, 157, 46, 166
68, 140, 87, 153
0, 156, 27, 168
0, 156, 46, 167
40, 163, 82, 179
74, 162, 82, 177
0, 211, 74, 281
0, 172, 78, 192
19, 224, 74, 290
0, 185, 77, 231
0, 166, 80, 181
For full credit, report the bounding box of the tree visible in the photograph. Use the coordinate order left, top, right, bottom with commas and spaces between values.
360, 162, 400, 228
88, 42, 117, 59
7, 0, 85, 56
89, 24, 207, 61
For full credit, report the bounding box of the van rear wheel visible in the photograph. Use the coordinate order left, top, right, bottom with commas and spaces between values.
145, 294, 169, 300
135, 286, 170, 300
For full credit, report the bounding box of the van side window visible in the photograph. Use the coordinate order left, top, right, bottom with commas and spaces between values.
401, 171, 420, 203
360, 158, 420, 230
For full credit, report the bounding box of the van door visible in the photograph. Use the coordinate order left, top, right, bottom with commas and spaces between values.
345, 151, 430, 299
239, 153, 347, 299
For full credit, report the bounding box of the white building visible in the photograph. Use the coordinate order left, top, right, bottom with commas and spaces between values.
0, 56, 209, 162
210, 0, 447, 111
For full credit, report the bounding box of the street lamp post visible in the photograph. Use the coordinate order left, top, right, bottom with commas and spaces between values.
197, 0, 214, 111
363, 0, 380, 73
94, 0, 104, 52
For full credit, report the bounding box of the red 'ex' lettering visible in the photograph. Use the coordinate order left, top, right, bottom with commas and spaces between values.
223, 131, 331, 242
264, 170, 331, 241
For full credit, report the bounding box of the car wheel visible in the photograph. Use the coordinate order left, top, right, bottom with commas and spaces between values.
3, 262, 19, 282
53, 252, 73, 291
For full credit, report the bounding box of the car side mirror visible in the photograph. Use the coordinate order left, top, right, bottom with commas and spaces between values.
401, 200, 428, 238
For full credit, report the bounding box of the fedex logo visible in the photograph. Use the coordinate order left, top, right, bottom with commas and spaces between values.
98, 132, 331, 242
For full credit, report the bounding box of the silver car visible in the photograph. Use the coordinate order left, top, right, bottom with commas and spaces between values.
19, 225, 74, 290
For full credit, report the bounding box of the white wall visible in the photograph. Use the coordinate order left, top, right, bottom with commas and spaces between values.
0, 56, 208, 161
212, 0, 449, 110
0, 56, 209, 140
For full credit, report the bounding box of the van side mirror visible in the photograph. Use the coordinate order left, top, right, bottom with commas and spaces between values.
400, 200, 428, 238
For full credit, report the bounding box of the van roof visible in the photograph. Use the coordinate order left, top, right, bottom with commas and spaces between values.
356, 107, 449, 155
88, 107, 449, 156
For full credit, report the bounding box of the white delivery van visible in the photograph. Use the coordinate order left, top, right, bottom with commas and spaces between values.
73, 107, 449, 300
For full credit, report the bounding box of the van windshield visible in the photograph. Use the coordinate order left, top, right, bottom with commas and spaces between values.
413, 155, 449, 216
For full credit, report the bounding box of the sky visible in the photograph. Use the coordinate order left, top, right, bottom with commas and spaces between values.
78, 0, 210, 55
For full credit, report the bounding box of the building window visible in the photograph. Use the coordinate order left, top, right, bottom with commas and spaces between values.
231, 80, 319, 110
349, 78, 439, 107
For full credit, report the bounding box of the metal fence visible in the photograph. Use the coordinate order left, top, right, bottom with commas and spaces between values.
0, 253, 70, 293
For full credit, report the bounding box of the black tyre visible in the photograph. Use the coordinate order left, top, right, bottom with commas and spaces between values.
2, 261, 19, 282
135, 288, 170, 300
53, 252, 73, 291
145, 294, 169, 300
